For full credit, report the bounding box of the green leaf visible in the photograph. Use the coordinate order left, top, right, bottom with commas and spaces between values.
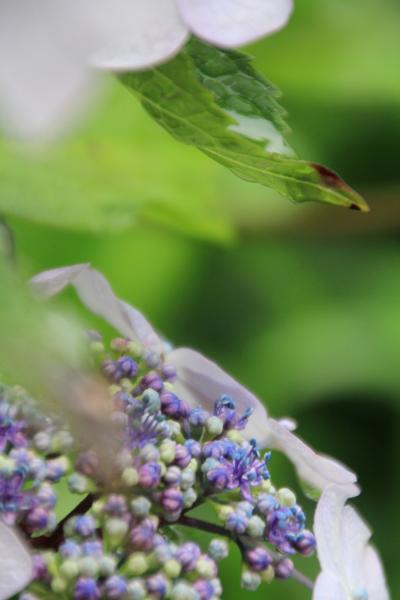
120, 38, 368, 213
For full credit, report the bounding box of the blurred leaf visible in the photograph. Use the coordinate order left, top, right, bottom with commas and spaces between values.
0, 92, 233, 244
121, 39, 368, 213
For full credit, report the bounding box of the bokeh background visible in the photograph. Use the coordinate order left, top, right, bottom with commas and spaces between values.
2, 0, 399, 597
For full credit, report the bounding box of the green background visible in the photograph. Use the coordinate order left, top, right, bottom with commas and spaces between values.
2, 0, 399, 597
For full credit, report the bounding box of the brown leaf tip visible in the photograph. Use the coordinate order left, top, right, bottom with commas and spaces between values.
312, 163, 346, 189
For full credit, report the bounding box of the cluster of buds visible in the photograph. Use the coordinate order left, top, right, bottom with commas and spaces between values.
0, 335, 316, 599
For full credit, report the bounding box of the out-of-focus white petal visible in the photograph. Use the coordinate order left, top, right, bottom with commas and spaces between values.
0, 0, 99, 140
177, 0, 293, 47
313, 571, 347, 600
89, 0, 188, 71
314, 485, 389, 600
363, 545, 389, 600
0, 522, 33, 600
30, 264, 163, 353
266, 419, 359, 497
167, 347, 269, 443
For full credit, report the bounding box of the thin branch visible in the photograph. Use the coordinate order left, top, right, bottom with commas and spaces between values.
28, 493, 96, 550
176, 514, 314, 592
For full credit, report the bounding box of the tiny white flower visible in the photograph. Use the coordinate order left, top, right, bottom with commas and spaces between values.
313, 485, 389, 600
30, 263, 358, 498
0, 0, 293, 140
0, 521, 33, 600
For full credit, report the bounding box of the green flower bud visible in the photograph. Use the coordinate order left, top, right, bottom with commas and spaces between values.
163, 559, 181, 578
206, 416, 224, 436
196, 557, 215, 579
159, 439, 176, 464
122, 467, 139, 486
127, 552, 149, 576
60, 559, 79, 579
78, 556, 99, 577
277, 487, 296, 507
51, 577, 67, 593
98, 555, 117, 576
241, 570, 261, 591
130, 496, 152, 517
260, 565, 275, 583
247, 515, 265, 538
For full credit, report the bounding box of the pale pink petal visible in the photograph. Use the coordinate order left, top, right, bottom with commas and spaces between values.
0, 0, 98, 141
30, 265, 163, 353
266, 420, 359, 497
363, 546, 389, 600
0, 522, 33, 599
313, 571, 347, 600
177, 0, 293, 47
89, 0, 189, 71
167, 347, 269, 443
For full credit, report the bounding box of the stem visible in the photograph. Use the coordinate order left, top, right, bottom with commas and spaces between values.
176, 515, 314, 592
28, 493, 96, 550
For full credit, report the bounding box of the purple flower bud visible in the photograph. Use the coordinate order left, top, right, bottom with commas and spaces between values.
245, 546, 272, 572
226, 512, 248, 535
146, 574, 168, 598
138, 462, 161, 489
32, 554, 48, 580
104, 575, 128, 599
37, 483, 57, 509
74, 577, 101, 600
25, 506, 50, 531
141, 373, 164, 392
161, 364, 176, 381
294, 530, 316, 556
75, 450, 99, 478
130, 518, 156, 551
60, 539, 82, 559
193, 579, 214, 600
161, 487, 183, 513
185, 439, 201, 458
116, 356, 138, 378
104, 495, 128, 516
275, 558, 294, 579
74, 515, 97, 537
102, 360, 118, 381
207, 465, 229, 491
176, 542, 201, 571
160, 392, 181, 417
164, 466, 181, 486
189, 408, 208, 427
174, 444, 191, 468
82, 540, 103, 557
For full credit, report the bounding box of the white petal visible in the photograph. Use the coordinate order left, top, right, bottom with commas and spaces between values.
314, 485, 348, 575
313, 571, 347, 600
341, 506, 371, 587
167, 347, 269, 443
30, 265, 163, 353
363, 545, 389, 600
177, 0, 293, 47
0, 0, 98, 140
89, 0, 189, 71
266, 420, 359, 496
0, 522, 33, 599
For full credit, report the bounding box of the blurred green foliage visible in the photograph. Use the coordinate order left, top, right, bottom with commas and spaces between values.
1, 0, 400, 597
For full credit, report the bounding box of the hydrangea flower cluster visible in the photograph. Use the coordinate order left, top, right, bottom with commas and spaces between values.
0, 334, 316, 599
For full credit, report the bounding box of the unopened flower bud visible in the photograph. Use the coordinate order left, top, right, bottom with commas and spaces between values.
206, 416, 223, 436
